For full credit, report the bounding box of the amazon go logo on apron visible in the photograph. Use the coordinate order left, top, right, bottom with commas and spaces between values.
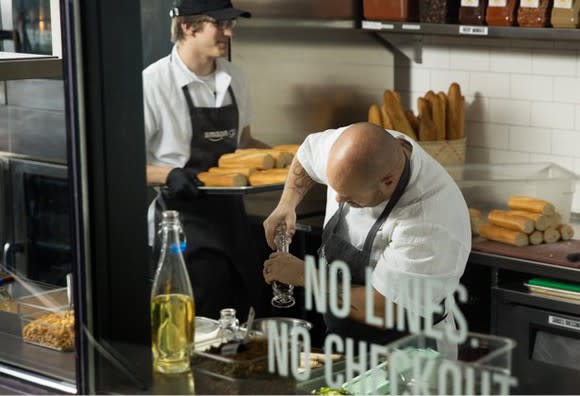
204, 128, 236, 142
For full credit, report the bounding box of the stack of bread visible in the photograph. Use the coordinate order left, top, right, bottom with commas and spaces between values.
367, 82, 465, 142
197, 144, 300, 187
470, 196, 575, 247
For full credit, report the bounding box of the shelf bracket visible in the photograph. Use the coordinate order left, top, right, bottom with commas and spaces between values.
368, 31, 423, 64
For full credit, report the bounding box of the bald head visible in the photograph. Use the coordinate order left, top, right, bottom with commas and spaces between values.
327, 122, 406, 207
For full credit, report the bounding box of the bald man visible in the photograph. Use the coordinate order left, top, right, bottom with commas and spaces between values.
262, 122, 471, 355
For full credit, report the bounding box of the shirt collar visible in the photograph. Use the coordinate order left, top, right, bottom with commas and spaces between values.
170, 45, 232, 95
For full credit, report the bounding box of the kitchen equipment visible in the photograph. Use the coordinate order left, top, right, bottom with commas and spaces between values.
271, 223, 296, 308
245, 317, 313, 336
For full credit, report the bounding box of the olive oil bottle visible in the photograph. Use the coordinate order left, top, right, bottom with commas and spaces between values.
151, 211, 195, 374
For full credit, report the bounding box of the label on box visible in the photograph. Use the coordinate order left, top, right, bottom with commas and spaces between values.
488, 0, 507, 6
459, 25, 489, 35
554, 0, 573, 8
520, 0, 540, 7
461, 0, 480, 7
402, 24, 421, 30
362, 20, 382, 30
549, 315, 580, 331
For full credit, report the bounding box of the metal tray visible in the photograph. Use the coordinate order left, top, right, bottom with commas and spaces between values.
198, 183, 284, 195
524, 282, 580, 301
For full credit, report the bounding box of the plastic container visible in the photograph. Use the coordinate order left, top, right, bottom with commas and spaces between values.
459, 0, 489, 24
420, 0, 461, 22
17, 287, 68, 316
444, 162, 578, 223
364, 0, 419, 21
486, 0, 520, 25
191, 336, 296, 395
517, 0, 553, 26
551, 0, 580, 27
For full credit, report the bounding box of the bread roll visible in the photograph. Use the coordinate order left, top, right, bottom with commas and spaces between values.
208, 167, 256, 177
508, 196, 555, 216
273, 144, 300, 155
488, 210, 535, 234
543, 228, 561, 244
427, 94, 446, 141
218, 152, 275, 170
381, 103, 394, 129
469, 208, 483, 235
529, 230, 543, 245
198, 172, 248, 187
546, 212, 562, 229
508, 210, 550, 231
480, 224, 529, 247
446, 83, 464, 140
404, 110, 420, 135
249, 169, 288, 186
417, 97, 438, 141
368, 104, 383, 127
384, 91, 417, 140
557, 224, 574, 241
235, 149, 293, 168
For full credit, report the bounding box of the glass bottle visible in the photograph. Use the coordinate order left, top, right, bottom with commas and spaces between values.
217, 308, 240, 343
551, 0, 580, 27
151, 210, 195, 374
486, 0, 520, 25
271, 224, 296, 308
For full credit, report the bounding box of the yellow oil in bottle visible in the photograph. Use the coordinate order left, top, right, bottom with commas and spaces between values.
151, 293, 195, 374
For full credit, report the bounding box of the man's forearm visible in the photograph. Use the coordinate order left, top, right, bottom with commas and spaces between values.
146, 165, 174, 186
279, 157, 316, 209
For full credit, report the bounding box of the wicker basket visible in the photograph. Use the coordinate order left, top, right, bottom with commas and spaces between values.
419, 137, 466, 166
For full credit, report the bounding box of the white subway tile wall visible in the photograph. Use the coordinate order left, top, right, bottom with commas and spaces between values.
399, 38, 580, 212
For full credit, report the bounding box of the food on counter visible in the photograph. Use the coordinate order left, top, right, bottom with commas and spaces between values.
273, 144, 300, 155
543, 228, 561, 244
508, 210, 550, 231
529, 230, 544, 245
249, 169, 289, 186
22, 310, 74, 351
507, 196, 555, 216
235, 148, 293, 168
208, 166, 256, 177
311, 386, 353, 395
557, 224, 574, 241
488, 209, 535, 234
218, 152, 275, 170
547, 212, 562, 229
479, 223, 529, 247
469, 208, 483, 235
198, 172, 248, 187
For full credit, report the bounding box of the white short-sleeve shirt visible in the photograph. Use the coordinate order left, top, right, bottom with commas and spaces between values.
143, 45, 254, 168
297, 126, 471, 315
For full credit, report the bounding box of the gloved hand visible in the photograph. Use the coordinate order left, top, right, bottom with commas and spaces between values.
165, 167, 203, 200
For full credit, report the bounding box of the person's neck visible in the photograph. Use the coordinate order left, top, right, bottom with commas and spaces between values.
177, 43, 216, 76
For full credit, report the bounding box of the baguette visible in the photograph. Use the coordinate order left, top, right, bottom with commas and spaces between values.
208, 167, 256, 177
469, 208, 483, 235
529, 230, 544, 245
249, 170, 288, 186
427, 93, 446, 140
381, 103, 394, 129
488, 210, 535, 234
543, 228, 561, 244
384, 91, 417, 140
273, 144, 300, 155
417, 97, 438, 141
546, 212, 562, 229
480, 223, 529, 247
218, 152, 275, 170
368, 104, 383, 127
507, 196, 555, 216
446, 83, 463, 140
404, 110, 420, 136
198, 172, 248, 187
508, 210, 550, 231
557, 224, 574, 241
235, 149, 293, 168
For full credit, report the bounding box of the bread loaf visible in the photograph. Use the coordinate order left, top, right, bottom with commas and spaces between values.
273, 144, 300, 155
249, 169, 288, 186
417, 97, 438, 141
384, 91, 417, 140
427, 93, 446, 140
488, 210, 535, 234
480, 223, 529, 247
381, 103, 394, 129
508, 210, 550, 231
546, 212, 562, 229
208, 167, 256, 177
198, 172, 248, 187
529, 230, 544, 245
368, 104, 383, 127
557, 224, 574, 241
235, 149, 293, 168
508, 196, 555, 216
218, 152, 275, 170
543, 228, 561, 244
446, 83, 463, 140
404, 110, 420, 135
469, 208, 483, 235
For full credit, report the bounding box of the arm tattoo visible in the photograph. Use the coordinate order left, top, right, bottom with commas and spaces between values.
290, 162, 315, 197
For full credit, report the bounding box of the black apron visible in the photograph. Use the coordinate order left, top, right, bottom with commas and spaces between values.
154, 82, 262, 320
318, 154, 446, 347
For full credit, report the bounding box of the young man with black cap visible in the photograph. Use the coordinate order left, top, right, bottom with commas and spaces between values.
143, 0, 269, 320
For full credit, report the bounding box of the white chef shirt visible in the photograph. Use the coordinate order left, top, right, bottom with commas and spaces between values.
297, 126, 471, 317
143, 45, 254, 168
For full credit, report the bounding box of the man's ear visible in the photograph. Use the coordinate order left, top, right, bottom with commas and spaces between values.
181, 22, 192, 36
381, 174, 395, 188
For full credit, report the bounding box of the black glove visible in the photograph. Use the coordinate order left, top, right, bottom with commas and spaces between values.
165, 167, 203, 200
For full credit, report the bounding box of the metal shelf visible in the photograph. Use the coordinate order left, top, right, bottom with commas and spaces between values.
240, 18, 359, 30
0, 56, 62, 80
362, 20, 580, 41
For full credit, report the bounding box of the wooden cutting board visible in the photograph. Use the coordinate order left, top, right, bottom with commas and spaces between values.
471, 238, 580, 269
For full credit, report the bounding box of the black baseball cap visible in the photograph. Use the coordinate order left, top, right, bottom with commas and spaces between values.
169, 0, 251, 19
